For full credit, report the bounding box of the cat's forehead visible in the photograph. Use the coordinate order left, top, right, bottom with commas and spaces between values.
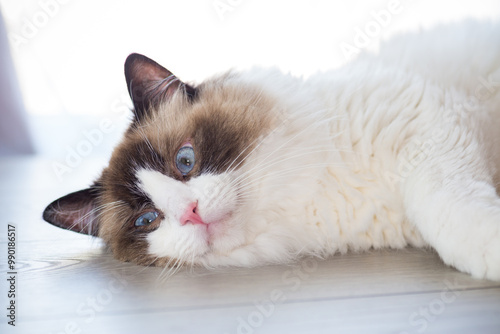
148, 79, 276, 138
103, 80, 277, 201
124, 82, 271, 159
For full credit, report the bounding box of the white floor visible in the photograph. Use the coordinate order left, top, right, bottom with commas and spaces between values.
1, 156, 500, 334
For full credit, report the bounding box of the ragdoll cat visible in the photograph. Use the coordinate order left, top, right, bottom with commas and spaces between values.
43, 21, 500, 281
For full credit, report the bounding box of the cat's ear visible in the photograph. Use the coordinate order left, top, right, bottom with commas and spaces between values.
42, 188, 100, 236
124, 53, 196, 121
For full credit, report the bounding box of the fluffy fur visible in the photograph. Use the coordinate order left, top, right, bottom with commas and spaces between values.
44, 21, 500, 280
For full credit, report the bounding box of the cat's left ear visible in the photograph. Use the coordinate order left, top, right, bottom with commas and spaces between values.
42, 188, 100, 236
124, 53, 196, 121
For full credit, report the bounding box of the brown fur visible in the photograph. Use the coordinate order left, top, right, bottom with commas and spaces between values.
96, 76, 277, 266
43, 54, 278, 266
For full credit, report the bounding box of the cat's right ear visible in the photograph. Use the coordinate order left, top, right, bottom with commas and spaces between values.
42, 188, 100, 236
124, 53, 196, 122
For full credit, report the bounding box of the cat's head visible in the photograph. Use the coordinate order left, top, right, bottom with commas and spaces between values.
43, 53, 281, 267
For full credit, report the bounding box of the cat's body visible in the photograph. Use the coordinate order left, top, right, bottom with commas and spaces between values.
44, 21, 500, 280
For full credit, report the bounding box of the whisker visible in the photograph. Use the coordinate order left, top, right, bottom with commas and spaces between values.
226, 109, 344, 178
156, 256, 179, 284
233, 161, 354, 201
225, 144, 347, 194
217, 139, 351, 201
62, 201, 127, 233
224, 81, 367, 181
225, 114, 347, 191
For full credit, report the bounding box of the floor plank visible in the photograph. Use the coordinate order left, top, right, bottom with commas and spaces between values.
1, 156, 499, 334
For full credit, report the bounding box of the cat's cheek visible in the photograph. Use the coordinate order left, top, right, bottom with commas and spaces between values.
146, 223, 210, 262
206, 219, 247, 255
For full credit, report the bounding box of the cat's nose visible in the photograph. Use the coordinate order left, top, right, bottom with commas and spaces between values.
180, 202, 206, 226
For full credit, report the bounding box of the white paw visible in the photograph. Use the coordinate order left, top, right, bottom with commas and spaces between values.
447, 230, 500, 281
477, 235, 500, 280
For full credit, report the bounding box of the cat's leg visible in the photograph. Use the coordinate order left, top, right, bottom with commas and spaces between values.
401, 129, 500, 281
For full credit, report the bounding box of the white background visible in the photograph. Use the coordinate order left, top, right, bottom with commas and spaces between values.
1, 0, 499, 159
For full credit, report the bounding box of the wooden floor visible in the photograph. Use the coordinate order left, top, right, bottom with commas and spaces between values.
1, 156, 500, 334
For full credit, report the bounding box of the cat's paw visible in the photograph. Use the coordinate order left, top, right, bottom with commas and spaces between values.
451, 231, 500, 281
476, 236, 500, 281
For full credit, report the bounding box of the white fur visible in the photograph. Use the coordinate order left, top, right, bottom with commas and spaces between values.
142, 21, 500, 280
138, 169, 247, 262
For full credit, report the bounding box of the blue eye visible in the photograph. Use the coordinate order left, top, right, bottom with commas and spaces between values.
135, 211, 159, 227
176, 145, 195, 175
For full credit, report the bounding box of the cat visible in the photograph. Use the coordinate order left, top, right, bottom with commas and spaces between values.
43, 21, 500, 281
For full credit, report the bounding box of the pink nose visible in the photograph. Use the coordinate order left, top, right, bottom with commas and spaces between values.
180, 202, 206, 226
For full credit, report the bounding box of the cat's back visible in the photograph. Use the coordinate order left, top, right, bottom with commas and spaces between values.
288, 20, 500, 254
372, 20, 500, 95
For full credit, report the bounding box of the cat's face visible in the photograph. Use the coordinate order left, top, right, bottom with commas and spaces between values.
43, 54, 278, 266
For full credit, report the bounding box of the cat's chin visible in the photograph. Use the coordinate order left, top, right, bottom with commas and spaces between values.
206, 215, 241, 249
181, 217, 248, 267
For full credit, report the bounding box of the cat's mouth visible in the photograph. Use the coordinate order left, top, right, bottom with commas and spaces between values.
204, 211, 235, 244
181, 208, 234, 240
